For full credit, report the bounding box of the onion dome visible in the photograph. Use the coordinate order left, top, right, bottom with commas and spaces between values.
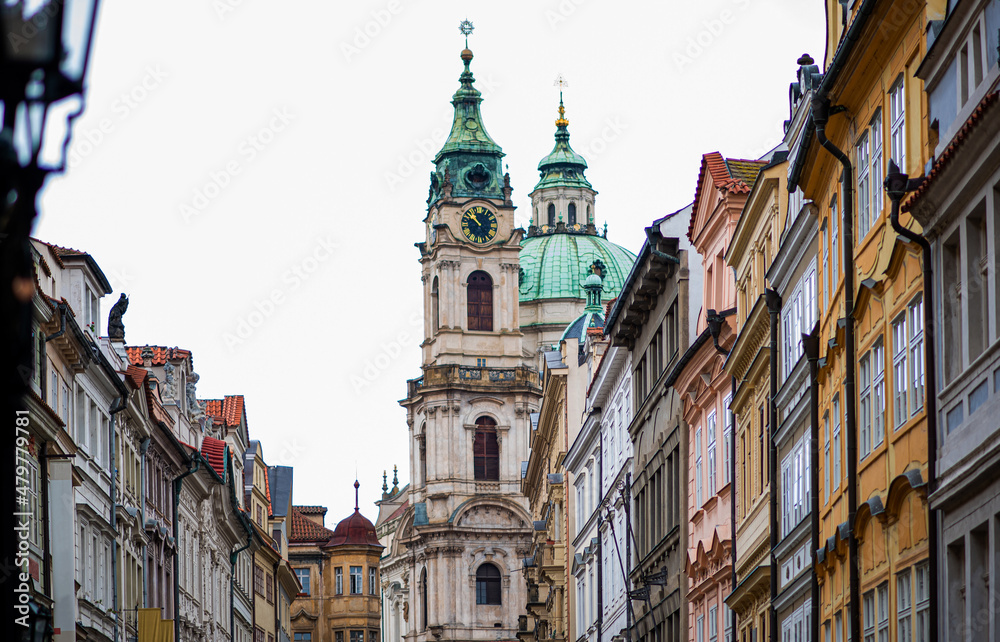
561, 267, 606, 342
325, 481, 383, 548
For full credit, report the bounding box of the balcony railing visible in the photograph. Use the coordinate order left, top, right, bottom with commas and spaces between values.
407, 365, 540, 397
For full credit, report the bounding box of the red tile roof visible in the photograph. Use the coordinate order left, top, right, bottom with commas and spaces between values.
201, 436, 228, 479
290, 506, 337, 543
263, 460, 273, 518
296, 505, 328, 515
125, 346, 194, 368
203, 395, 246, 427
689, 152, 766, 242
902, 91, 1000, 213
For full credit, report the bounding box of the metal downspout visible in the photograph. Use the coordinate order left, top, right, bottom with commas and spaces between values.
765, 290, 782, 642
597, 438, 603, 642
811, 94, 860, 642
885, 161, 937, 642
804, 327, 821, 642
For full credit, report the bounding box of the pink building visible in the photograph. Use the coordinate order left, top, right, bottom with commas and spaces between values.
674, 153, 765, 642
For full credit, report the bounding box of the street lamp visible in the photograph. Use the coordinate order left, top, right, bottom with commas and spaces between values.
20, 600, 54, 642
1, 0, 102, 627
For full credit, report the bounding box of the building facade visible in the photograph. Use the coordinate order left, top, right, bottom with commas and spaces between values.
788, 2, 934, 640
903, 0, 1000, 638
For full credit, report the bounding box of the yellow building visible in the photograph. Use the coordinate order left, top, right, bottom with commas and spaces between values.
788, 2, 934, 640
289, 484, 384, 642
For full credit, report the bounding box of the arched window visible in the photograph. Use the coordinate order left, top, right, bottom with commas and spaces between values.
587, 204, 592, 222
420, 568, 428, 630
568, 202, 577, 225
475, 563, 502, 605
431, 277, 440, 333
474, 417, 499, 481
547, 204, 556, 226
467, 271, 493, 332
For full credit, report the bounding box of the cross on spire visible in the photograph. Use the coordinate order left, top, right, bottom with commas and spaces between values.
459, 20, 474, 48
554, 74, 569, 127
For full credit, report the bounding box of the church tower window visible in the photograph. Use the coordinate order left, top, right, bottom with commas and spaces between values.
467, 271, 494, 331
547, 203, 556, 226
568, 202, 577, 225
431, 277, 440, 333
475, 563, 502, 605
473, 417, 500, 480
420, 569, 428, 630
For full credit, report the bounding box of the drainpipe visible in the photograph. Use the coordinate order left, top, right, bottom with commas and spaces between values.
803, 327, 821, 642
43, 304, 67, 343
811, 94, 859, 642
885, 160, 937, 642
139, 437, 150, 610
109, 395, 127, 642
173, 454, 200, 642
765, 290, 782, 642
707, 308, 737, 640
597, 433, 603, 642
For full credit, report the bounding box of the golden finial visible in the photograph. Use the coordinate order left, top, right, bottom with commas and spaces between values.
554, 73, 569, 127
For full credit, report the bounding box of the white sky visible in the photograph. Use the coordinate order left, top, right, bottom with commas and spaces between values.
35, 0, 825, 521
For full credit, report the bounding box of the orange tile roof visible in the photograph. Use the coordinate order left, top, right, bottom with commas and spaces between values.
903, 91, 999, 213
125, 346, 194, 368
263, 460, 273, 518
223, 395, 245, 426
201, 436, 227, 479
689, 153, 767, 242
297, 505, 327, 515
290, 506, 336, 543
204, 399, 223, 416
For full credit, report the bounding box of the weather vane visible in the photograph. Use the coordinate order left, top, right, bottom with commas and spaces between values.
554, 73, 569, 125
459, 20, 474, 48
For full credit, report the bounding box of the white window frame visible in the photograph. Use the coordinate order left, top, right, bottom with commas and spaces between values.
707, 411, 717, 496
873, 340, 885, 447
877, 582, 889, 642
909, 296, 925, 415
709, 605, 718, 642
889, 76, 906, 171
723, 394, 732, 485
695, 428, 703, 507
822, 222, 830, 311
831, 197, 839, 289
863, 589, 875, 642
833, 396, 841, 489
897, 570, 912, 642
860, 352, 872, 459
857, 131, 871, 238
893, 314, 908, 429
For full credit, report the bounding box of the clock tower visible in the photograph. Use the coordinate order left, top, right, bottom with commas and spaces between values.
395, 25, 539, 642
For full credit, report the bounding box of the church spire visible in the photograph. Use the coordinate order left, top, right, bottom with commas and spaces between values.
429, 21, 505, 203
534, 76, 591, 193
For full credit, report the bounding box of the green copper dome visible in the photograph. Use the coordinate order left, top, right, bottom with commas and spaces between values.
533, 98, 592, 192
518, 234, 635, 303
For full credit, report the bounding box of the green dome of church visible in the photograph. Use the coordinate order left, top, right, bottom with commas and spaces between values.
518, 234, 636, 303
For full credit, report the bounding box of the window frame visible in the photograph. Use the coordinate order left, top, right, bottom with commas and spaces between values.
473, 417, 500, 481
475, 563, 502, 605
695, 427, 703, 507
350, 566, 363, 595
889, 76, 906, 171
707, 411, 717, 496
909, 296, 925, 416
893, 314, 909, 429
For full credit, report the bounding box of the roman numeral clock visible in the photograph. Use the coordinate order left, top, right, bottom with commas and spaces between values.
460, 205, 498, 244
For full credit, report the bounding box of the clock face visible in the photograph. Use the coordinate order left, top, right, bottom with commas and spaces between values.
461, 205, 498, 244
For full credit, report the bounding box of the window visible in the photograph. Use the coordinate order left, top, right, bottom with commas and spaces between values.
863, 590, 875, 642
295, 568, 311, 596
476, 358, 487, 367
467, 271, 493, 331
473, 417, 499, 481
860, 352, 871, 459
370, 567, 377, 595
877, 583, 889, 642
254, 564, 264, 596
336, 633, 344, 642
695, 428, 703, 507
350, 631, 364, 642
781, 435, 811, 536
294, 634, 312, 642
335, 568, 343, 595
889, 77, 906, 171
266, 571, 274, 603
835, 612, 843, 642
697, 615, 705, 642
893, 315, 908, 428
709, 606, 718, 642
857, 131, 871, 238
872, 340, 885, 447
823, 413, 831, 502
707, 411, 717, 496
831, 197, 839, 288
723, 605, 733, 642
832, 395, 841, 488
915, 563, 929, 642
723, 394, 732, 484
475, 563, 501, 605
909, 296, 924, 414
350, 566, 363, 594
547, 203, 555, 227
822, 222, 830, 310
857, 110, 883, 239
897, 570, 911, 642
568, 202, 577, 225
255, 627, 265, 642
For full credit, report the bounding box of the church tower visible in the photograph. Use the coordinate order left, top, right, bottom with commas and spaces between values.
396, 23, 539, 642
